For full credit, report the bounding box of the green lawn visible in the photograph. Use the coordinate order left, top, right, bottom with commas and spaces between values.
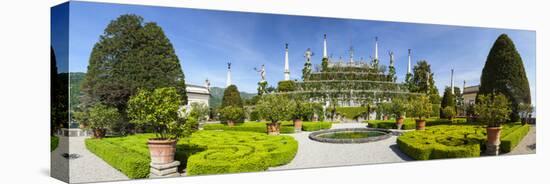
397, 123, 530, 160
85, 130, 298, 178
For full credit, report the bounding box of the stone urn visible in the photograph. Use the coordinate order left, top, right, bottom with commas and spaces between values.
92, 128, 106, 138
486, 126, 502, 155
415, 119, 426, 130
267, 122, 281, 135
147, 139, 177, 164
395, 116, 404, 130
293, 119, 303, 131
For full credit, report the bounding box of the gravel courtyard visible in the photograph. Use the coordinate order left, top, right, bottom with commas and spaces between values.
270, 123, 412, 171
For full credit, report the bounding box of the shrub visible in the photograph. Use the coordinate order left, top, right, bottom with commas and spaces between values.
367, 119, 416, 129
256, 95, 293, 123
51, 136, 59, 152
203, 122, 296, 134
397, 124, 527, 160
190, 102, 209, 122
500, 124, 531, 153
185, 131, 298, 175
389, 98, 410, 118
474, 93, 511, 127
219, 106, 245, 123
85, 138, 150, 178
301, 122, 332, 131
290, 100, 315, 121
335, 107, 368, 120
127, 87, 191, 139
277, 80, 296, 92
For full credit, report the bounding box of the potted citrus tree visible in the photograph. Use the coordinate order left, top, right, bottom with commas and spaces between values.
290, 100, 315, 131
474, 92, 511, 155
219, 106, 244, 127
256, 94, 293, 135
127, 87, 189, 165
442, 106, 456, 121
389, 98, 409, 130
87, 104, 120, 138
409, 95, 432, 130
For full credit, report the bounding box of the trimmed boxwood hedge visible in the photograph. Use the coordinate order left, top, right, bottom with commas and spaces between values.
367, 118, 469, 130
500, 125, 530, 153
301, 122, 333, 131
335, 107, 368, 119
51, 136, 59, 152
397, 123, 529, 160
203, 122, 295, 134
85, 131, 298, 177
186, 131, 297, 175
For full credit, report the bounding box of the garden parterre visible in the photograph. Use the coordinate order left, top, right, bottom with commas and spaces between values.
85, 130, 298, 178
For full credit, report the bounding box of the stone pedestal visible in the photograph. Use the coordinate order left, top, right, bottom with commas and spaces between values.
486, 144, 500, 156
149, 161, 180, 178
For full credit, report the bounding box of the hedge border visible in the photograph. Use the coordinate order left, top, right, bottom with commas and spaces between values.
85, 138, 150, 179
500, 125, 531, 153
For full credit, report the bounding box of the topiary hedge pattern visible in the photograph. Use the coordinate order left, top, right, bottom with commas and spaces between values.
301, 122, 332, 131
397, 124, 529, 160
185, 131, 298, 175
86, 131, 298, 177
203, 122, 295, 134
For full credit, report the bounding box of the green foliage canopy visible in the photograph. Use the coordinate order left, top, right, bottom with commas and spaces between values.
256, 95, 293, 123
474, 93, 511, 127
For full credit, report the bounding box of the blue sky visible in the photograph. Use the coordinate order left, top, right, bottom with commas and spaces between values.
52, 1, 536, 104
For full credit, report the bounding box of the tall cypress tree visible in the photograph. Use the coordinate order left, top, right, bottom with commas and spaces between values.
440, 87, 456, 118
221, 85, 243, 109
81, 14, 187, 117
478, 34, 531, 122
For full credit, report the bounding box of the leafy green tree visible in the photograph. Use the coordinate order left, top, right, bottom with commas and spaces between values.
88, 104, 121, 138
407, 60, 438, 96
81, 14, 187, 123
277, 80, 296, 92
256, 95, 293, 123
478, 34, 531, 122
321, 58, 329, 72
440, 87, 456, 118
409, 95, 432, 120
127, 87, 190, 140
474, 93, 511, 127
257, 81, 268, 95
442, 106, 456, 120
190, 102, 209, 122
388, 65, 396, 82
290, 100, 315, 121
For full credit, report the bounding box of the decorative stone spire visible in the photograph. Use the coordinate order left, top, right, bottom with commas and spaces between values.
349, 46, 354, 63
284, 43, 290, 81
375, 37, 379, 60
323, 34, 328, 59
226, 62, 232, 87
389, 51, 394, 67
451, 68, 455, 94
407, 49, 412, 74
205, 78, 210, 90
463, 80, 466, 93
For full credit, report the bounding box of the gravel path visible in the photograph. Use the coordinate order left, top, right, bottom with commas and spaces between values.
506, 124, 536, 155
51, 136, 129, 183
269, 123, 411, 171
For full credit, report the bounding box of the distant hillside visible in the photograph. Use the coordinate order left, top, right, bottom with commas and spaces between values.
209, 87, 256, 108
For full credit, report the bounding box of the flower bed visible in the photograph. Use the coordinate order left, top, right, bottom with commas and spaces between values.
397, 124, 529, 160
85, 131, 298, 177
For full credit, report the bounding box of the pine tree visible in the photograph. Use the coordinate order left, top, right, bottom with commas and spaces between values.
478, 34, 531, 122
81, 14, 188, 117
408, 60, 438, 96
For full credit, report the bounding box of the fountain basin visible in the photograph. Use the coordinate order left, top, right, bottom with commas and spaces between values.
309, 128, 392, 144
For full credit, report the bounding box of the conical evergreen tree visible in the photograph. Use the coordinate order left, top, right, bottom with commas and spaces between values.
81, 14, 187, 116
478, 34, 531, 122
440, 86, 456, 118
221, 85, 243, 109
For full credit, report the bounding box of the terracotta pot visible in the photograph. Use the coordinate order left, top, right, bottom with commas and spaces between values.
266, 122, 281, 135
227, 120, 235, 127
396, 117, 404, 130
147, 139, 177, 165
293, 119, 303, 130
486, 126, 502, 146
415, 119, 426, 130
92, 128, 106, 138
